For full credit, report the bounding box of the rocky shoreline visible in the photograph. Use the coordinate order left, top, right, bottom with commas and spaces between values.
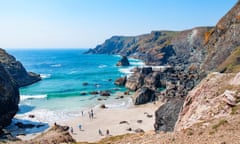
0, 48, 41, 141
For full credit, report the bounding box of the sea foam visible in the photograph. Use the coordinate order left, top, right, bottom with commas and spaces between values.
20, 94, 48, 101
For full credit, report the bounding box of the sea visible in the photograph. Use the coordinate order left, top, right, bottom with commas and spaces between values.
6, 49, 144, 123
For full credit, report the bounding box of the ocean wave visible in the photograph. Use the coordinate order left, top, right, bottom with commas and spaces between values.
51, 64, 62, 67
118, 67, 134, 75
40, 74, 51, 79
20, 94, 47, 101
98, 64, 107, 68
130, 61, 145, 66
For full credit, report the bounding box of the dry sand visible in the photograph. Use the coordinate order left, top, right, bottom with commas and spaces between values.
59, 102, 162, 142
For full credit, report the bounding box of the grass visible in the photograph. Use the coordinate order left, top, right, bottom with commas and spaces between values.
212, 119, 228, 130
76, 134, 133, 144
231, 105, 240, 115
218, 46, 240, 73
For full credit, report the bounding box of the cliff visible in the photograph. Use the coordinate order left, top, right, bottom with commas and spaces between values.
0, 48, 41, 87
0, 63, 19, 128
203, 1, 240, 72
86, 27, 211, 67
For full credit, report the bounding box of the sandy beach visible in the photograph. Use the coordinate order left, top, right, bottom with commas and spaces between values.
57, 101, 162, 142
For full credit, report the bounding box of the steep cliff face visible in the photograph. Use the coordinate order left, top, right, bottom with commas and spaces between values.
0, 48, 41, 87
203, 1, 240, 72
86, 28, 210, 67
0, 64, 19, 128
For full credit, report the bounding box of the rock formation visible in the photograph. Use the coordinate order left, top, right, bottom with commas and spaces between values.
0, 64, 19, 128
203, 1, 240, 72
86, 1, 240, 134
116, 56, 130, 66
132, 87, 156, 105
0, 48, 41, 87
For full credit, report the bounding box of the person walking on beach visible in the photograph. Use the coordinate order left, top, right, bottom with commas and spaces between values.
78, 124, 82, 131
98, 129, 103, 136
106, 129, 110, 136
70, 127, 73, 134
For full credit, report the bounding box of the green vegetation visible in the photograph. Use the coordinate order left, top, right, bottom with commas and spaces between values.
76, 134, 133, 144
212, 119, 228, 130
231, 105, 240, 115
218, 46, 240, 73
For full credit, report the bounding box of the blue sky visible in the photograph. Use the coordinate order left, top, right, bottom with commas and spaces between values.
0, 0, 237, 48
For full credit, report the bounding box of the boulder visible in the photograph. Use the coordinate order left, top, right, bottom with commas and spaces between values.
116, 56, 130, 66
114, 76, 127, 86
132, 87, 156, 105
144, 72, 161, 90
134, 128, 144, 133
0, 64, 19, 128
154, 98, 184, 132
100, 91, 111, 96
125, 73, 144, 91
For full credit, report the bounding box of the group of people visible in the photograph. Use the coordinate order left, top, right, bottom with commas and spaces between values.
98, 129, 110, 136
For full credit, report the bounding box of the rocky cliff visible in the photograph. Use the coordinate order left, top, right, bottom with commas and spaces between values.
0, 48, 41, 87
0, 64, 19, 128
86, 1, 240, 134
203, 1, 240, 72
86, 27, 211, 67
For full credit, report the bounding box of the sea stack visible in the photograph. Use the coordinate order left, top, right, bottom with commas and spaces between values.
116, 56, 130, 66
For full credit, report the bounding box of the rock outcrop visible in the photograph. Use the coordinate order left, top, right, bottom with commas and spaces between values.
116, 56, 130, 66
132, 87, 156, 105
175, 72, 240, 131
0, 48, 41, 87
0, 64, 19, 128
114, 76, 127, 86
203, 1, 240, 72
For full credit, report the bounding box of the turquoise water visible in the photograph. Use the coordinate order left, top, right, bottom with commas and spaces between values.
6, 49, 143, 122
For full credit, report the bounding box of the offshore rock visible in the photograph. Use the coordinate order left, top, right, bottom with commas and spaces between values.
116, 56, 130, 66
0, 48, 41, 87
0, 64, 19, 128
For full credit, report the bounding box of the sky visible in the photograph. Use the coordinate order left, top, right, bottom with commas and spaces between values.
0, 0, 237, 49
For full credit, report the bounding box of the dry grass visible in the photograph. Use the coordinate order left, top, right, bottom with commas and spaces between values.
218, 46, 240, 73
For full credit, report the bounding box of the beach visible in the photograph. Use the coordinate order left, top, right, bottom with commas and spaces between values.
15, 99, 162, 143
60, 101, 162, 142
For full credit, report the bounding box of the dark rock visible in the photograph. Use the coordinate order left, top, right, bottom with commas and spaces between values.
28, 114, 35, 118
15, 122, 35, 129
126, 128, 132, 131
137, 120, 143, 123
114, 76, 127, 86
154, 98, 184, 132
119, 121, 129, 124
132, 87, 156, 105
116, 56, 130, 66
82, 82, 89, 86
100, 91, 111, 96
0, 48, 41, 87
124, 91, 130, 95
140, 67, 153, 75
89, 91, 99, 95
125, 73, 144, 91
146, 114, 153, 118
134, 128, 144, 133
100, 104, 107, 109
80, 92, 87, 96
97, 98, 103, 101
0, 64, 19, 128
